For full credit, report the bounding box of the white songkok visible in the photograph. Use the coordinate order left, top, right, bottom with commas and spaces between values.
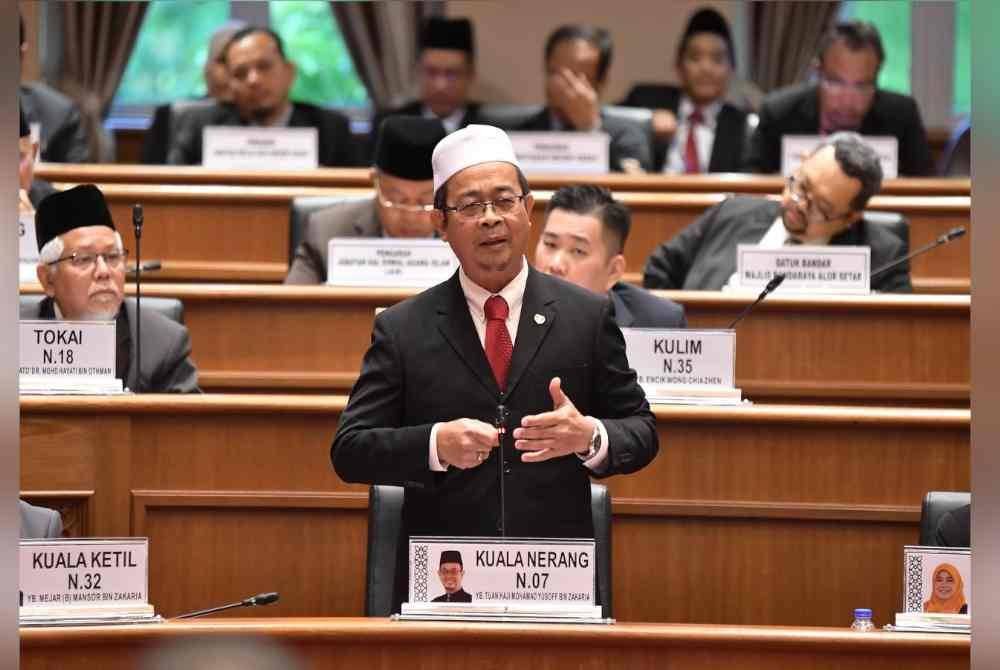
432, 124, 522, 194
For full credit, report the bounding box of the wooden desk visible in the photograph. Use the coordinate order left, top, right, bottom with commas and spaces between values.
49, 183, 970, 291
19, 284, 968, 404
19, 618, 970, 670
37, 162, 971, 196
20, 395, 970, 626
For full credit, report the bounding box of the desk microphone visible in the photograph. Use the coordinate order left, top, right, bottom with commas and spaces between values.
870, 226, 967, 281
726, 274, 785, 329
127, 260, 162, 275
132, 204, 143, 392
173, 592, 280, 619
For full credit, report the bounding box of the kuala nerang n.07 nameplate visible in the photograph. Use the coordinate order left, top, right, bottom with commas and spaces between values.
402, 537, 603, 621
737, 244, 870, 295
327, 238, 459, 288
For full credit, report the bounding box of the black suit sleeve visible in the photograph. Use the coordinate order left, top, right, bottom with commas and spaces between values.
154, 325, 201, 393
46, 105, 91, 164
321, 111, 363, 167
895, 97, 934, 177
608, 118, 653, 172
590, 300, 658, 477
331, 314, 438, 488
141, 105, 172, 164
643, 200, 725, 289
743, 101, 779, 173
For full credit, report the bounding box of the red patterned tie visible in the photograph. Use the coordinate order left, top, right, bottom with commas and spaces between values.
683, 107, 703, 174
484, 295, 513, 390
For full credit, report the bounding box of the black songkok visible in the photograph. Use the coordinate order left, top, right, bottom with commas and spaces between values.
682, 8, 735, 67
374, 116, 447, 181
421, 17, 474, 55
35, 184, 116, 252
439, 550, 463, 567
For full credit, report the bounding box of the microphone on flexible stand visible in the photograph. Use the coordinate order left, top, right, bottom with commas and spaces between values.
132, 204, 143, 392
727, 274, 786, 329
173, 592, 280, 620
870, 226, 967, 281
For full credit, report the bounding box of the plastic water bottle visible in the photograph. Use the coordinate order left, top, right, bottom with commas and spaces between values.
851, 608, 875, 631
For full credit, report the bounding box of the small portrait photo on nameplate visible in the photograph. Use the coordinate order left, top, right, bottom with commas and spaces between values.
903, 546, 971, 615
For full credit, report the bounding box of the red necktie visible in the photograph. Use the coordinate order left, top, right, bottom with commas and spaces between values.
683, 107, 703, 174
484, 295, 513, 390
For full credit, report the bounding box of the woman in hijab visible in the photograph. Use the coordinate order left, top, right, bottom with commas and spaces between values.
923, 563, 968, 614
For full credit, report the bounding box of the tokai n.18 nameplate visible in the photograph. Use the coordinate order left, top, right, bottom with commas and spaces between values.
327, 238, 459, 288
621, 328, 740, 405
404, 536, 602, 620
19, 320, 123, 394
737, 244, 870, 295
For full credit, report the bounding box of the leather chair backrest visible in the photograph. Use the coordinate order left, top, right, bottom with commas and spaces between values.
364, 482, 614, 617
288, 196, 371, 265
939, 121, 971, 177
920, 491, 971, 545
861, 210, 910, 255
19, 295, 185, 324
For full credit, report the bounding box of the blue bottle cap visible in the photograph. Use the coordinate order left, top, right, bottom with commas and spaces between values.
854, 608, 873, 618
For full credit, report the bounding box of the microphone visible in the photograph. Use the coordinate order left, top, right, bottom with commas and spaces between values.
727, 274, 785, 329
127, 260, 162, 276
495, 402, 509, 537
870, 226, 967, 281
173, 592, 280, 620
132, 204, 143, 392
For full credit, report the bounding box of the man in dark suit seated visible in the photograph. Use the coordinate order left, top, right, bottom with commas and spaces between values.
20, 500, 63, 539
166, 26, 359, 167
285, 116, 447, 284
370, 17, 480, 151
20, 102, 56, 210
745, 20, 933, 177
619, 8, 747, 174
24, 185, 200, 393
332, 125, 658, 610
516, 25, 651, 173
644, 132, 912, 293
535, 185, 686, 328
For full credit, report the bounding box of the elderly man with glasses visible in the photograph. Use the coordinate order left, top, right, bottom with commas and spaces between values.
644, 131, 912, 293
22, 185, 200, 393
285, 116, 447, 285
332, 125, 657, 612
745, 20, 933, 177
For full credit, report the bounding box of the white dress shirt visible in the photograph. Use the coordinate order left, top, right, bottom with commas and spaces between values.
428, 259, 610, 471
723, 216, 834, 289
423, 106, 467, 134
664, 96, 722, 174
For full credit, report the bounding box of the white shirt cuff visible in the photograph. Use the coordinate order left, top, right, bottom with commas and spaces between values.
429, 422, 448, 472
582, 417, 610, 471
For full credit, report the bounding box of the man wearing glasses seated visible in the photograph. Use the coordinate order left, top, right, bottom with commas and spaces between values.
285, 117, 447, 285
745, 21, 933, 177
643, 132, 912, 293
23, 185, 200, 393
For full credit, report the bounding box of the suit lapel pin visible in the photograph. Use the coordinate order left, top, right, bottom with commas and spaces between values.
534, 313, 546, 325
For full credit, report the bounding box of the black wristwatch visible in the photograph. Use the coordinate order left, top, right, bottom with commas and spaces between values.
577, 422, 601, 461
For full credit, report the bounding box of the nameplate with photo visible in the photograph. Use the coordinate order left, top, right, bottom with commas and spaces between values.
19, 211, 39, 284
507, 131, 610, 174
622, 328, 739, 405
19, 538, 155, 625
403, 537, 601, 620
902, 545, 971, 615
327, 238, 459, 288
19, 320, 122, 394
736, 244, 870, 295
781, 134, 899, 178
202, 125, 319, 170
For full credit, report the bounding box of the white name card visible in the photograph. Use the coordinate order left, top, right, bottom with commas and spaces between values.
327, 238, 458, 288
622, 328, 735, 389
20, 211, 39, 283
20, 538, 149, 611
408, 537, 595, 607
737, 244, 870, 295
781, 134, 898, 178
19, 320, 117, 377
202, 125, 318, 170
507, 131, 610, 174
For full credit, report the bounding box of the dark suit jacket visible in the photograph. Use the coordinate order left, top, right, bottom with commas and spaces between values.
642, 196, 912, 293
620, 84, 748, 173
431, 588, 473, 603
141, 102, 174, 164
28, 179, 58, 209
285, 198, 383, 284
20, 500, 63, 539
610, 282, 687, 328
368, 100, 482, 161
23, 297, 200, 393
166, 101, 361, 167
19, 82, 90, 163
332, 267, 657, 607
516, 108, 653, 172
744, 82, 934, 177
